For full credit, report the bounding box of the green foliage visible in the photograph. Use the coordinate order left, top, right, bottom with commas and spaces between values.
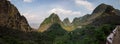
57, 24, 115, 44
0, 24, 115, 44
41, 18, 51, 25
41, 13, 60, 25
95, 24, 115, 42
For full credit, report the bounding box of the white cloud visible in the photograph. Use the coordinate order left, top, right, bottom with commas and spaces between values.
7, 0, 11, 1
48, 8, 83, 22
7, 0, 33, 3
48, 8, 81, 16
23, 0, 33, 3
75, 0, 94, 11
22, 12, 44, 29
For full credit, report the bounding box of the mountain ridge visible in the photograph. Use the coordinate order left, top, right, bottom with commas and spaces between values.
72, 3, 120, 26
38, 3, 120, 32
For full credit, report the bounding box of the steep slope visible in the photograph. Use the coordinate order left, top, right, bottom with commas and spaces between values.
43, 23, 67, 36
72, 17, 81, 26
40, 23, 67, 44
92, 3, 108, 15
78, 3, 120, 26
115, 9, 120, 16
89, 3, 120, 26
63, 18, 71, 26
71, 14, 91, 28
71, 3, 111, 26
38, 13, 63, 32
0, 0, 32, 31
38, 13, 75, 32
63, 18, 75, 31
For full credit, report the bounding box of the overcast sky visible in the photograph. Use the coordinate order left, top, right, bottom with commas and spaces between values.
9, 0, 120, 29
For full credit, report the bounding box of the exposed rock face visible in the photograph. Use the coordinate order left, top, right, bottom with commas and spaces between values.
0, 0, 32, 31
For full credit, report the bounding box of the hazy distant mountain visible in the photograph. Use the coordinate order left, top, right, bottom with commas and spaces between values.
0, 0, 32, 31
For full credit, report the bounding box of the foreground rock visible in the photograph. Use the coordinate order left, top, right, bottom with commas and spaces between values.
0, 0, 32, 31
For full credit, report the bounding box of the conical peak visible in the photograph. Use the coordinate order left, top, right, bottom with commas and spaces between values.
63, 18, 69, 21
99, 3, 107, 6
92, 3, 114, 14
99, 3, 114, 9
63, 17, 70, 23
49, 13, 59, 18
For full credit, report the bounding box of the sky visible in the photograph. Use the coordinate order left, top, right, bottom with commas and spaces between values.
8, 0, 120, 29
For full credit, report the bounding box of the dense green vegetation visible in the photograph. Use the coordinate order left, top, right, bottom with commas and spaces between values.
0, 24, 115, 44
67, 24, 115, 44
50, 24, 115, 44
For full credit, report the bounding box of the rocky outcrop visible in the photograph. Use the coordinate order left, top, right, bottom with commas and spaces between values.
0, 0, 32, 31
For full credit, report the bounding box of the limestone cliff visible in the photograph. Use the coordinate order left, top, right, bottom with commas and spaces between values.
0, 0, 32, 31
